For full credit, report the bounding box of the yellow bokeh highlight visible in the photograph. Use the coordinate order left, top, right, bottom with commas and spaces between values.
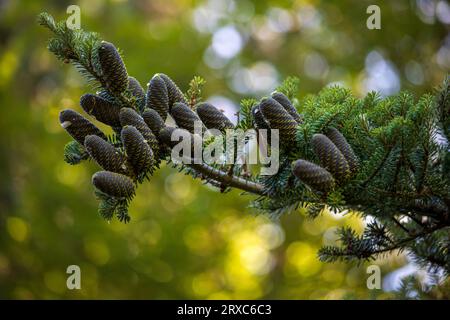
56, 163, 87, 187
321, 268, 344, 285
232, 230, 272, 275
191, 271, 221, 297
7, 217, 29, 242
184, 225, 215, 256
165, 173, 197, 204
0, 51, 18, 86
285, 242, 321, 277
302, 216, 327, 235
208, 291, 232, 300
44, 270, 66, 294
84, 239, 110, 266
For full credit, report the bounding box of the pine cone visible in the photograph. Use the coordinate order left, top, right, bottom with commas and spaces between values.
251, 104, 269, 129
171, 102, 204, 134
119, 108, 159, 156
97, 41, 128, 94
142, 108, 166, 137
196, 102, 234, 132
159, 127, 202, 161
84, 135, 129, 174
159, 126, 178, 148
311, 134, 350, 181
271, 92, 302, 123
92, 171, 135, 199
259, 98, 298, 145
292, 159, 335, 192
121, 125, 154, 177
145, 74, 169, 121
59, 109, 107, 145
128, 77, 145, 105
325, 127, 359, 174
80, 93, 121, 127
158, 73, 187, 108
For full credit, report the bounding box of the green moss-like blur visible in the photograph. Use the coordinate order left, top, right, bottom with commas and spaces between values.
0, 0, 447, 299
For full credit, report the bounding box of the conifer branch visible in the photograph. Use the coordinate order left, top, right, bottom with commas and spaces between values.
40, 13, 450, 276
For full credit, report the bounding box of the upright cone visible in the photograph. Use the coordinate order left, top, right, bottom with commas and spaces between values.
196, 102, 234, 132
271, 92, 302, 123
159, 127, 178, 148
84, 135, 129, 175
119, 108, 159, 156
252, 104, 269, 130
146, 74, 169, 120
159, 126, 201, 159
325, 127, 359, 174
92, 171, 135, 199
292, 159, 335, 192
80, 93, 121, 127
171, 102, 204, 134
121, 125, 154, 177
59, 109, 107, 144
128, 77, 145, 108
142, 108, 166, 137
158, 73, 187, 108
97, 41, 128, 94
311, 134, 350, 181
259, 98, 298, 145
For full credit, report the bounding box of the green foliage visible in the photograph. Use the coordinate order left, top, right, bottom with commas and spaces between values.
276, 76, 300, 102
185, 76, 206, 107
255, 82, 450, 275
95, 189, 131, 223
237, 98, 258, 130
394, 275, 450, 300
63, 140, 89, 165
38, 12, 102, 88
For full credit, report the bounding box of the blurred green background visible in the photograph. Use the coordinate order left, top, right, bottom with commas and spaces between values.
0, 0, 448, 299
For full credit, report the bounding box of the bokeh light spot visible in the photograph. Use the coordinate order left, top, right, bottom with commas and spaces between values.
84, 239, 110, 266
212, 25, 243, 59
286, 242, 321, 277
7, 217, 29, 243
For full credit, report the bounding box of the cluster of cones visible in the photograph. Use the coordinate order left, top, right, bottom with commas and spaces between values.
58, 41, 359, 221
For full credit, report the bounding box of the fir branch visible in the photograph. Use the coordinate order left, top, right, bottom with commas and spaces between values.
41, 13, 450, 275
